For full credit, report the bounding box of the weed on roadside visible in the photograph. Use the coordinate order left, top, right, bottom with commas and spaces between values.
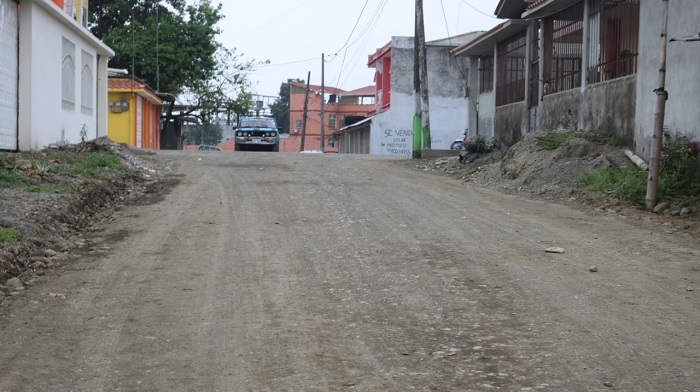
0, 227, 19, 242
536, 131, 575, 150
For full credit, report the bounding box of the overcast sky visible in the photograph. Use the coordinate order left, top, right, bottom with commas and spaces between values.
214, 0, 502, 99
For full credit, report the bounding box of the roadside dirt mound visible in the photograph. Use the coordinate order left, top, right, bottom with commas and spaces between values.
0, 139, 169, 292
408, 132, 700, 238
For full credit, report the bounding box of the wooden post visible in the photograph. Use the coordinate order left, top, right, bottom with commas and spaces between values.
320, 54, 325, 152
645, 0, 669, 210
300, 72, 311, 152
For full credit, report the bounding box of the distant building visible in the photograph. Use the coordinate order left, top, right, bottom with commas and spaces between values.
286, 82, 375, 152
107, 73, 163, 150
50, 0, 89, 27
335, 33, 481, 155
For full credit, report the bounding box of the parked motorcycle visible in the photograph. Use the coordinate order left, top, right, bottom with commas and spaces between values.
450, 131, 468, 150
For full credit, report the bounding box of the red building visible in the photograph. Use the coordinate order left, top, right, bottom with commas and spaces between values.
285, 82, 375, 152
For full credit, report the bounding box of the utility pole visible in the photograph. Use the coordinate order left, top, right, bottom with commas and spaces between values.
320, 53, 326, 152
412, 0, 430, 159
412, 0, 422, 159
300, 72, 311, 152
645, 0, 669, 210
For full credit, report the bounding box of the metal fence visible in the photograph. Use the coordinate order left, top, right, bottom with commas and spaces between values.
543, 1, 584, 95
496, 30, 527, 106
587, 0, 639, 84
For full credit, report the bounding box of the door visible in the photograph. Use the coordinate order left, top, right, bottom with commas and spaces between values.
0, 0, 18, 150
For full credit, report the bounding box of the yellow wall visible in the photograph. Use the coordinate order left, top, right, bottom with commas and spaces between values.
74, 0, 88, 24
107, 92, 134, 144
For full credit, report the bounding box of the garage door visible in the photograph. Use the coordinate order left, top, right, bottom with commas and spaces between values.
0, 0, 18, 151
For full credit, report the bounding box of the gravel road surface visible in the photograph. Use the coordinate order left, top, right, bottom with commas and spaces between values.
1, 151, 698, 391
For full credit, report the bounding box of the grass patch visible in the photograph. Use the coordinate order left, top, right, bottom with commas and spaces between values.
580, 167, 647, 201
0, 169, 39, 187
0, 227, 20, 242
580, 131, 620, 146
536, 131, 575, 150
48, 152, 126, 178
27, 184, 77, 194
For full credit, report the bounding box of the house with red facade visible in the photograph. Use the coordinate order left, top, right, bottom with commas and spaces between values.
285, 81, 375, 153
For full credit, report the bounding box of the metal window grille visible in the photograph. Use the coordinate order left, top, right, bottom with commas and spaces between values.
543, 2, 584, 95
496, 30, 527, 106
329, 114, 336, 129
478, 53, 494, 93
587, 0, 639, 84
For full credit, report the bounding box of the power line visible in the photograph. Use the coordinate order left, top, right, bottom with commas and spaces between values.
333, 0, 371, 55
460, 0, 498, 19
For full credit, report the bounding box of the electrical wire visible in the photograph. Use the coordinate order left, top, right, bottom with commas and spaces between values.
460, 0, 498, 19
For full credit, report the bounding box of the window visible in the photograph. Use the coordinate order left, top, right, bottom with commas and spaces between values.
542, 2, 584, 95
587, 0, 639, 84
295, 119, 302, 129
496, 30, 527, 106
62, 38, 76, 111
81, 51, 93, 115
478, 53, 494, 93
328, 114, 336, 129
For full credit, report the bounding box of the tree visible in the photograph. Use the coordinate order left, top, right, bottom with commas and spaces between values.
269, 79, 303, 134
90, 0, 223, 96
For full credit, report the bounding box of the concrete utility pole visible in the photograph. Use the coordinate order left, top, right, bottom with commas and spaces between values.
645, 0, 670, 210
301, 72, 311, 152
320, 54, 325, 152
412, 0, 430, 159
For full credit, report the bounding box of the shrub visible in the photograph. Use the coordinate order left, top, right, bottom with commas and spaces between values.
464, 135, 495, 153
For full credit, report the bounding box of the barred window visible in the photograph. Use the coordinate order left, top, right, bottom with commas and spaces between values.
478, 53, 494, 93
542, 2, 584, 95
328, 114, 337, 129
587, 0, 639, 84
295, 119, 302, 129
496, 30, 527, 106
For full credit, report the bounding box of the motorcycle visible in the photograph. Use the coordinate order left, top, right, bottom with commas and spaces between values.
450, 130, 468, 151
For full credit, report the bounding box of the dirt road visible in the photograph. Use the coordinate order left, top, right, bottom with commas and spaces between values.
1, 151, 698, 391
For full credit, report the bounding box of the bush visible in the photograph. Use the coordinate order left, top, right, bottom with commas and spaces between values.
660, 131, 700, 195
463, 135, 495, 153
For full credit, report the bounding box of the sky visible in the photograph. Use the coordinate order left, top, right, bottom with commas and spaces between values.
214, 0, 502, 100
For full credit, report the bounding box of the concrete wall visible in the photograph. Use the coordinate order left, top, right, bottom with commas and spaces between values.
635, 0, 700, 159
539, 89, 581, 132
371, 36, 470, 155
494, 101, 528, 147
18, 0, 112, 151
581, 76, 636, 147
476, 91, 495, 139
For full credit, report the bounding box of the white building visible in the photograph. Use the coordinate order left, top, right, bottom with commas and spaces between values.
0, 0, 113, 151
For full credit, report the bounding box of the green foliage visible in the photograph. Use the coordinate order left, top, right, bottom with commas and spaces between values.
580, 168, 647, 201
91, 0, 223, 96
80, 124, 88, 144
0, 169, 39, 187
580, 131, 700, 203
463, 135, 495, 153
0, 227, 19, 242
184, 122, 224, 146
48, 152, 126, 178
536, 131, 574, 150
660, 131, 700, 195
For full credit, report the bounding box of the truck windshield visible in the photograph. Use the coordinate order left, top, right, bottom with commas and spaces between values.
239, 119, 277, 128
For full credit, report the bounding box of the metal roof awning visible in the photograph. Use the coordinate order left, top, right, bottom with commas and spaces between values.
522, 0, 581, 19
495, 0, 529, 19
452, 19, 529, 57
